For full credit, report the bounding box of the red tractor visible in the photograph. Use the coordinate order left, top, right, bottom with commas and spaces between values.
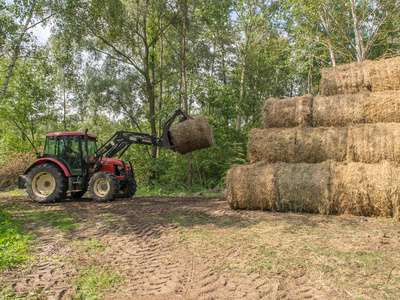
18, 110, 193, 203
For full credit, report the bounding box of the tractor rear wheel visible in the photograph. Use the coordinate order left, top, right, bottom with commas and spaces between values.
26, 163, 67, 203
117, 177, 137, 198
89, 171, 119, 202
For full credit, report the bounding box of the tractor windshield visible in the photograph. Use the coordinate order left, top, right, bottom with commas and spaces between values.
44, 135, 83, 175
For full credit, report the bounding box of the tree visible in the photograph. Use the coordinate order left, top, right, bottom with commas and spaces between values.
0, 0, 54, 103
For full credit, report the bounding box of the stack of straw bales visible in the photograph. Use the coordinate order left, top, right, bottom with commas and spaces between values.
226, 56, 400, 219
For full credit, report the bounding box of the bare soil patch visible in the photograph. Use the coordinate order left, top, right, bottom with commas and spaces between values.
1, 194, 399, 299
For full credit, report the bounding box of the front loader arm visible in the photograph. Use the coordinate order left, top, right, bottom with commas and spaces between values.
90, 109, 192, 172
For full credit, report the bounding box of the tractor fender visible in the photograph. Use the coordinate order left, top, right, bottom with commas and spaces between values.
24, 158, 72, 177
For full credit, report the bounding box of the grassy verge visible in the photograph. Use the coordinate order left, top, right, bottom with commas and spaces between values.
0, 204, 33, 269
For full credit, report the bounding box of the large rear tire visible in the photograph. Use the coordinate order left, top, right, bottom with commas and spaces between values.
117, 177, 137, 199
26, 163, 68, 203
89, 171, 119, 202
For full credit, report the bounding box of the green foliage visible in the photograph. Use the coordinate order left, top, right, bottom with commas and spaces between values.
1, 0, 399, 194
0, 205, 32, 269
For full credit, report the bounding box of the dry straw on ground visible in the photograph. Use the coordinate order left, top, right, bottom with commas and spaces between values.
331, 161, 400, 219
262, 94, 313, 128
320, 56, 400, 96
169, 115, 214, 155
247, 127, 348, 164
0, 152, 36, 191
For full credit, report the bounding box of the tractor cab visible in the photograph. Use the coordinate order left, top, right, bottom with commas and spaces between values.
43, 132, 98, 176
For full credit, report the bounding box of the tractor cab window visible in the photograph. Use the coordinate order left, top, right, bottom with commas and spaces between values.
87, 138, 97, 157
44, 136, 57, 155
57, 136, 82, 175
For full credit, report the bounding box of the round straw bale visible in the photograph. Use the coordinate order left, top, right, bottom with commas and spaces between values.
169, 115, 214, 155
295, 127, 348, 163
247, 128, 296, 164
320, 62, 369, 96
226, 162, 277, 210
365, 91, 400, 123
275, 161, 332, 214
320, 57, 400, 96
369, 56, 400, 92
347, 123, 400, 164
312, 94, 366, 127
331, 161, 400, 219
263, 94, 313, 128
248, 127, 348, 164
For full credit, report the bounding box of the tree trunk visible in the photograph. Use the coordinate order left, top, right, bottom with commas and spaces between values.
181, 0, 193, 188
0, 0, 36, 103
319, 14, 336, 66
350, 0, 364, 62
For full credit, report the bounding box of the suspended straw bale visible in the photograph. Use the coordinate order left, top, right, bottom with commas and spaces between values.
313, 94, 366, 127
295, 127, 348, 163
247, 127, 348, 164
275, 162, 332, 214
262, 94, 313, 128
331, 161, 400, 219
365, 91, 400, 123
226, 162, 277, 210
169, 115, 214, 155
347, 123, 400, 164
247, 128, 296, 163
320, 57, 400, 96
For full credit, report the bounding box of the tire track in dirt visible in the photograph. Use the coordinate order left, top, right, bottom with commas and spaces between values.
1, 195, 335, 299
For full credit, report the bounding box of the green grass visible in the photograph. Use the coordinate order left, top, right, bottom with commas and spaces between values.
0, 205, 33, 269
14, 210, 81, 233
74, 264, 124, 299
72, 239, 107, 255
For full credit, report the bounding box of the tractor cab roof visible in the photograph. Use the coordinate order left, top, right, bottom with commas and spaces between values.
46, 132, 98, 139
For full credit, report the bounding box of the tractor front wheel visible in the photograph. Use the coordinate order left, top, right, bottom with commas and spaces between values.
117, 177, 137, 199
26, 163, 67, 203
89, 171, 119, 202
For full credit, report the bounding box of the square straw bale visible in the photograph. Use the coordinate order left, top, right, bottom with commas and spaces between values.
169, 115, 214, 155
226, 162, 277, 210
275, 161, 332, 214
331, 161, 400, 219
262, 94, 313, 128
312, 94, 366, 127
364, 91, 400, 123
295, 126, 348, 163
347, 123, 400, 164
247, 128, 296, 164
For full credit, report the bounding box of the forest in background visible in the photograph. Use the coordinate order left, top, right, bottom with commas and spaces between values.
1, 0, 399, 193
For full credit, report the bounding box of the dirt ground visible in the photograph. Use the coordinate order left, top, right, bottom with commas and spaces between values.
1, 194, 399, 299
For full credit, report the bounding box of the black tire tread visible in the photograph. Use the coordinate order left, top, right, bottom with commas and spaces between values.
26, 163, 67, 203
88, 171, 119, 202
